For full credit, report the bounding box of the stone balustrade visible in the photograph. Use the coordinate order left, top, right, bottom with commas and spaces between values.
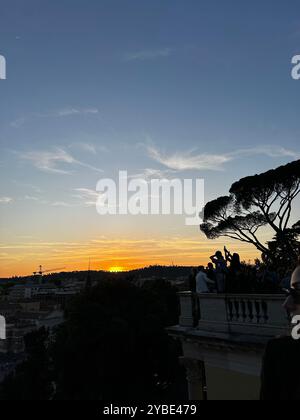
178, 292, 290, 338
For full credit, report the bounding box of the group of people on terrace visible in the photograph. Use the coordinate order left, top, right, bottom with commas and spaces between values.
189, 247, 293, 294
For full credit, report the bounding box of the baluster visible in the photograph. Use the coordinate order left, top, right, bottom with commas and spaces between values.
234, 300, 240, 321
255, 301, 261, 323
241, 300, 247, 322
262, 301, 269, 323
227, 299, 234, 322
247, 300, 254, 322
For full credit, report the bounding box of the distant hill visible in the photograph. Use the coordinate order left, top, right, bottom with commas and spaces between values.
0, 265, 194, 284
127, 265, 194, 279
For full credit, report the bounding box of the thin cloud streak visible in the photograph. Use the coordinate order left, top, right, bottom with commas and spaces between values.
20, 147, 103, 174
147, 145, 299, 171
67, 143, 109, 156
57, 107, 99, 117
0, 197, 13, 204
19, 188, 100, 208
129, 168, 176, 181
230, 146, 298, 159
72, 188, 99, 207
10, 107, 100, 128
147, 146, 231, 171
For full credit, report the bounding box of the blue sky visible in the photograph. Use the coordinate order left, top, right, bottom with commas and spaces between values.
0, 0, 300, 276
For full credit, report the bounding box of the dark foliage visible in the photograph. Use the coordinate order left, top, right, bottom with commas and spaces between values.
201, 160, 300, 269
0, 328, 51, 400
0, 280, 185, 401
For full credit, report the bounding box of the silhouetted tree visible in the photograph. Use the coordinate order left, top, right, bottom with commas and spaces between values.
50, 279, 183, 400
0, 280, 185, 401
0, 328, 52, 400
201, 160, 300, 268
142, 279, 180, 326
267, 225, 300, 268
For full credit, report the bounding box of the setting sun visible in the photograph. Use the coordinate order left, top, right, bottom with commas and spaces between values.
109, 266, 125, 273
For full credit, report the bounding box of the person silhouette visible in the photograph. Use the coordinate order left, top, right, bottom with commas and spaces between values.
188, 268, 197, 293
206, 262, 216, 290
260, 263, 300, 400
224, 247, 242, 292
196, 266, 214, 293
210, 251, 227, 293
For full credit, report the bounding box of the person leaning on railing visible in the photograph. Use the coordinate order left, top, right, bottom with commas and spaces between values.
188, 268, 197, 293
196, 266, 215, 293
210, 251, 227, 293
260, 262, 300, 400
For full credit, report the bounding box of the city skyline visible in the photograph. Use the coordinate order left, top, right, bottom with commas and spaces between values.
1, 0, 300, 277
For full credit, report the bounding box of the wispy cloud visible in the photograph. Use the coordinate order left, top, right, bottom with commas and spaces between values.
10, 107, 100, 128
123, 48, 174, 62
20, 147, 103, 175
12, 181, 43, 194
25, 195, 41, 201
0, 197, 13, 204
56, 107, 99, 117
230, 146, 298, 159
73, 142, 97, 154
51, 201, 77, 208
129, 168, 175, 181
21, 148, 77, 174
22, 196, 79, 208
72, 188, 99, 207
20, 188, 100, 208
146, 145, 299, 171
69, 142, 108, 155
147, 146, 230, 171
24, 195, 48, 204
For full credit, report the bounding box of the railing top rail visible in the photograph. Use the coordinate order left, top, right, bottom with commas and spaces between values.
178, 291, 286, 300
198, 293, 285, 300
178, 291, 193, 296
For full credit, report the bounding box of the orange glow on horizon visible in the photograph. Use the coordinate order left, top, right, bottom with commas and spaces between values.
0, 236, 261, 278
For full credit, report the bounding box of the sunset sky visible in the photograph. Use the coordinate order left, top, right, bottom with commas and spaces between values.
1, 0, 300, 277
